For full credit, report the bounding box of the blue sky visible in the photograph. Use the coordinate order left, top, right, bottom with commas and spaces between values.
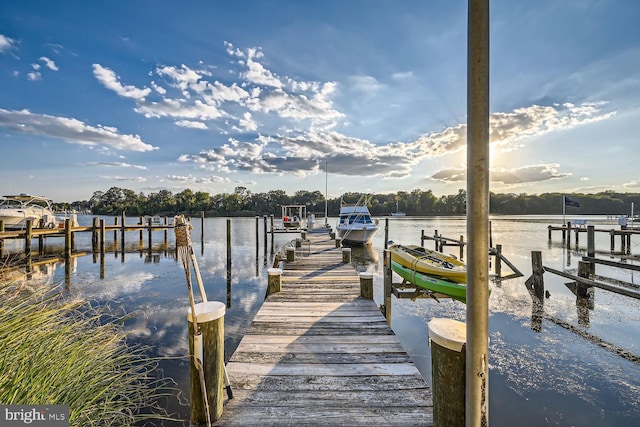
1, 0, 639, 202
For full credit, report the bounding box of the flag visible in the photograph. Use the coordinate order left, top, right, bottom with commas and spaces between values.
564, 196, 580, 208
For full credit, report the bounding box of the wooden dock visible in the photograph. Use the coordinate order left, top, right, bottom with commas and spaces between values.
214, 233, 433, 426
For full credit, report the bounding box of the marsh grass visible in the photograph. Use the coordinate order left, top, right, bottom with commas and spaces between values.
0, 281, 179, 426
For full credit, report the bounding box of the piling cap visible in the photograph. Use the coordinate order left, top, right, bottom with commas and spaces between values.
428, 318, 466, 352
359, 272, 374, 279
267, 268, 283, 275
187, 301, 225, 323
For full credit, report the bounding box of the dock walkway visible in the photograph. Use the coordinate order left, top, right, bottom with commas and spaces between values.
215, 233, 433, 426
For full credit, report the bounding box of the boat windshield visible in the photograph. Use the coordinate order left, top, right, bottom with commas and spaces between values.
342, 215, 373, 225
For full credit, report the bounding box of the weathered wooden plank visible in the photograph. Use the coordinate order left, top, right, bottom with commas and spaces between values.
237, 334, 401, 345
226, 362, 421, 376
234, 341, 406, 354
228, 373, 430, 391
228, 388, 432, 408
230, 351, 413, 364
215, 406, 432, 427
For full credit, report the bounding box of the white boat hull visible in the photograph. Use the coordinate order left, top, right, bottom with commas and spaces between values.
0, 194, 58, 230
337, 226, 377, 245
0, 208, 57, 230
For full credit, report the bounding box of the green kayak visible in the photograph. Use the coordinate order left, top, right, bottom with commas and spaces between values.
391, 259, 467, 303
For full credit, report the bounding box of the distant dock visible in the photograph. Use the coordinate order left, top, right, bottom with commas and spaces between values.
215, 233, 433, 426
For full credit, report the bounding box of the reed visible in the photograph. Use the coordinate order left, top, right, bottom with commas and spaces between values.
0, 281, 177, 426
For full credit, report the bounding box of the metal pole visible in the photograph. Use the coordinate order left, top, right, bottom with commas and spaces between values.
467, 0, 490, 425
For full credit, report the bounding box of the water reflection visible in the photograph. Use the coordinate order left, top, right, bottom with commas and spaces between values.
1, 215, 639, 426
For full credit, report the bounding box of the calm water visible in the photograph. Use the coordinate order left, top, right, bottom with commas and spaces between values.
7, 215, 640, 426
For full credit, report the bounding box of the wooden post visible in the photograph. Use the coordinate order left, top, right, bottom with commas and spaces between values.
38, 230, 45, 255
114, 216, 119, 244
421, 229, 426, 246
92, 217, 99, 253
267, 268, 282, 295
201, 211, 205, 243
528, 251, 545, 300
566, 221, 572, 248
263, 215, 268, 248
548, 225, 552, 241
434, 230, 439, 251
359, 272, 373, 299
459, 235, 464, 260
187, 301, 226, 424
64, 219, 73, 254
100, 219, 106, 253
525, 251, 545, 332
587, 225, 595, 274
383, 249, 392, 325
342, 247, 351, 263
0, 220, 4, 257
428, 318, 466, 427
384, 218, 389, 249
226, 219, 232, 275
25, 219, 33, 256
164, 216, 169, 246
610, 229, 615, 253
119, 212, 126, 253
286, 247, 295, 262
147, 218, 153, 251
335, 237, 341, 248
577, 260, 591, 298
295, 238, 302, 248
494, 244, 502, 277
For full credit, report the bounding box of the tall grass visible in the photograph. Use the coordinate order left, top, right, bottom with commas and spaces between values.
0, 281, 177, 426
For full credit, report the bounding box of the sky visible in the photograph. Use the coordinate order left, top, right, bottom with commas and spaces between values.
1, 0, 639, 203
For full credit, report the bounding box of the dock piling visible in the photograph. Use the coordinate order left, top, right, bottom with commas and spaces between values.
428, 318, 466, 427
187, 301, 226, 424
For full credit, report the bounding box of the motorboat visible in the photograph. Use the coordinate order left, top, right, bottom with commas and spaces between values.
388, 241, 467, 303
336, 196, 378, 245
0, 194, 58, 230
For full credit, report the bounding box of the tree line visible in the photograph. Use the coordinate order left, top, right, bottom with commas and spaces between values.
54, 187, 639, 218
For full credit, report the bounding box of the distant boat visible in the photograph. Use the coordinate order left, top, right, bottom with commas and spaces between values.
390, 200, 406, 217
336, 195, 378, 245
0, 194, 58, 230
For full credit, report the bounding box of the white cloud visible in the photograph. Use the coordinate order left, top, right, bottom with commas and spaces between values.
0, 108, 157, 152
176, 101, 613, 186
88, 161, 148, 170
93, 64, 151, 100
0, 34, 15, 52
175, 120, 208, 129
39, 56, 59, 71
97, 175, 148, 182
27, 72, 41, 81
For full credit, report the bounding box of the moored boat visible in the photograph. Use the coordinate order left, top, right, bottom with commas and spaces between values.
0, 194, 58, 230
336, 196, 378, 245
